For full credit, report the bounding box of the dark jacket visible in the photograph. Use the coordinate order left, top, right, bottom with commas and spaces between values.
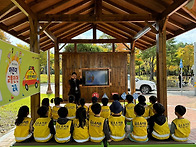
68, 78, 82, 96
148, 114, 166, 134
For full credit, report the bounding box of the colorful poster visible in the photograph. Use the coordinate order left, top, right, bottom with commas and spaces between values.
0, 39, 40, 106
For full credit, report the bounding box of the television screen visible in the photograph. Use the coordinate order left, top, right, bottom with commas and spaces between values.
82, 69, 109, 86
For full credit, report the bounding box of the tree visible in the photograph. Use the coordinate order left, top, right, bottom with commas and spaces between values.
64, 43, 104, 52
135, 49, 143, 76
99, 33, 115, 51
140, 46, 156, 81
0, 29, 10, 42
176, 44, 194, 77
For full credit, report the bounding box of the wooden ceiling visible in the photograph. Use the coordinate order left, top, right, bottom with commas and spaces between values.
0, 0, 196, 51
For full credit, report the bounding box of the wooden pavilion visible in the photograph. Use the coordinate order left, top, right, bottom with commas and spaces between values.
0, 0, 196, 120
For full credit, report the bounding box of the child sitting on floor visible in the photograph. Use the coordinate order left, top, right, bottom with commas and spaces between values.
124, 94, 136, 121
14, 106, 33, 142
170, 105, 190, 142
100, 94, 110, 119
51, 97, 63, 121
55, 107, 73, 143
138, 95, 149, 119
128, 104, 148, 143
42, 98, 52, 118
88, 96, 98, 118
148, 96, 157, 117
65, 95, 77, 120
89, 103, 110, 143
78, 98, 88, 112
148, 103, 170, 140
108, 101, 125, 141
73, 107, 89, 143
33, 106, 55, 142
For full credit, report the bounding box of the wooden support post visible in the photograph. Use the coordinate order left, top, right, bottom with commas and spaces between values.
55, 40, 60, 97
74, 43, 77, 52
46, 49, 53, 94
112, 43, 115, 52
130, 41, 136, 96
29, 16, 40, 122
156, 18, 167, 116
93, 24, 96, 40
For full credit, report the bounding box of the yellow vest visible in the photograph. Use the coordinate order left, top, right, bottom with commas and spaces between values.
52, 106, 60, 120
89, 116, 105, 142
125, 103, 136, 121
65, 103, 77, 120
148, 104, 155, 117
14, 117, 32, 142
48, 106, 52, 118
152, 118, 170, 140
100, 106, 111, 119
142, 105, 150, 119
130, 116, 148, 142
73, 119, 89, 143
108, 115, 125, 141
171, 118, 190, 142
88, 105, 94, 118
55, 120, 72, 143
33, 117, 52, 142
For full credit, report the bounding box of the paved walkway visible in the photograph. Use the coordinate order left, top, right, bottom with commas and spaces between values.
0, 90, 196, 146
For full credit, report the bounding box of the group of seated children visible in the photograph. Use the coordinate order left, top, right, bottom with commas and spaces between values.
14, 94, 190, 144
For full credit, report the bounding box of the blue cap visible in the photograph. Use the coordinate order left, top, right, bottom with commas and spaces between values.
110, 101, 123, 114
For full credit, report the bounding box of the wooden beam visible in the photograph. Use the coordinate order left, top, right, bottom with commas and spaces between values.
0, 3, 15, 19
74, 43, 77, 52
59, 43, 66, 51
59, 39, 132, 43
7, 18, 28, 31
130, 41, 136, 95
123, 43, 131, 50
159, 0, 189, 20
95, 0, 102, 19
29, 16, 40, 122
175, 9, 196, 23
156, 18, 167, 116
133, 23, 156, 41
54, 40, 60, 97
0, 9, 22, 22
38, 14, 157, 22
145, 21, 158, 34
168, 18, 185, 30
11, 0, 36, 19
39, 22, 52, 35
182, 6, 196, 20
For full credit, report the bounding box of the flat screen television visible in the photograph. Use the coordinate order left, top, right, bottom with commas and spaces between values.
82, 69, 110, 86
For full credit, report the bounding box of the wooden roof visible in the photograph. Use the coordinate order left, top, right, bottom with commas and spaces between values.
0, 0, 196, 51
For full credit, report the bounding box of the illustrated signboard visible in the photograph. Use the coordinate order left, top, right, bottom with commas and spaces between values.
0, 39, 40, 106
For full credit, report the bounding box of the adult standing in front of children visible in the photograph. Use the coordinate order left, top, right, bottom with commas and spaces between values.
68, 72, 82, 105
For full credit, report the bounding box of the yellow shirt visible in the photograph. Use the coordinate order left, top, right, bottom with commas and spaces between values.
14, 117, 32, 142
148, 104, 155, 117
108, 115, 125, 141
89, 115, 105, 142
88, 104, 94, 118
100, 106, 110, 119
73, 119, 89, 143
52, 106, 60, 120
65, 103, 77, 120
125, 103, 136, 121
33, 117, 52, 142
142, 105, 150, 119
171, 118, 190, 142
130, 116, 148, 142
55, 120, 72, 143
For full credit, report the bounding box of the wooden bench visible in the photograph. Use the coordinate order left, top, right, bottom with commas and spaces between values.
13, 138, 194, 147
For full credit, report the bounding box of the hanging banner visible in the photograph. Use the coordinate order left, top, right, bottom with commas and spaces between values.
0, 39, 40, 106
